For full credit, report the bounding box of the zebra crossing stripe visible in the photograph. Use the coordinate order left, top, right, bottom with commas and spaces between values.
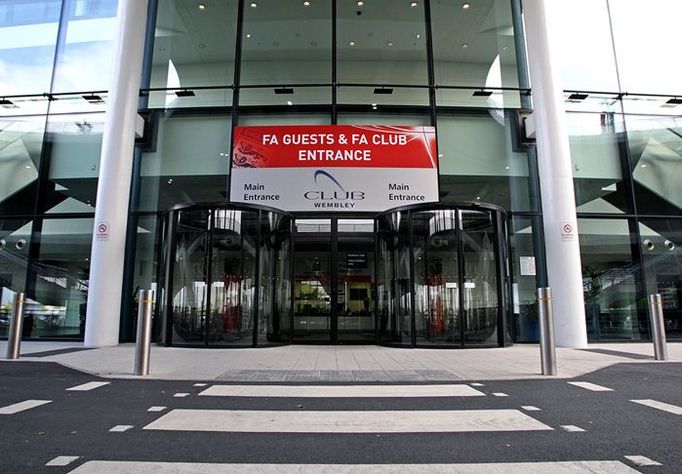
199, 384, 485, 398
143, 409, 553, 433
67, 460, 641, 473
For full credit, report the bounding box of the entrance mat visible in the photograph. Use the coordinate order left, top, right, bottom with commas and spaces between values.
216, 369, 462, 382
579, 348, 653, 360
21, 347, 95, 358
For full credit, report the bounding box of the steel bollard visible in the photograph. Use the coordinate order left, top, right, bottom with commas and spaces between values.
537, 287, 557, 376
134, 289, 154, 376
648, 294, 668, 361
6, 293, 25, 360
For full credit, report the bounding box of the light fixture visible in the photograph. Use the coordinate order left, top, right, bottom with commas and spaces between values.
175, 89, 195, 97
357, 1, 364, 5
410, 1, 417, 6
505, 166, 510, 170
349, 41, 356, 46
386, 41, 393, 47
287, 100, 293, 106
304, 0, 310, 5
461, 42, 469, 48
0, 98, 15, 107
473, 90, 493, 97
373, 87, 394, 95
274, 87, 294, 95
82, 94, 104, 103
371, 103, 378, 110
246, 33, 251, 38
198, 3, 206, 10
462, 2, 470, 9
641, 164, 647, 168
167, 178, 174, 184
416, 34, 421, 39
666, 97, 682, 105
568, 93, 588, 101
250, 2, 257, 7
25, 165, 31, 169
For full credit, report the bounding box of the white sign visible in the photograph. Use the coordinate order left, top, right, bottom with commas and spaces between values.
96, 221, 110, 241
561, 221, 576, 241
520, 256, 536, 276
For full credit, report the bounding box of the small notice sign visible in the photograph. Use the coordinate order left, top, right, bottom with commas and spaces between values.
561, 221, 575, 241
96, 222, 110, 241
520, 256, 536, 276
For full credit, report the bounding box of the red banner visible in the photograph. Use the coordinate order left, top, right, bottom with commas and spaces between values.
232, 125, 437, 169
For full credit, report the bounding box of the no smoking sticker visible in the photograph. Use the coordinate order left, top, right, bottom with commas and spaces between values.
96, 222, 110, 241
561, 221, 575, 241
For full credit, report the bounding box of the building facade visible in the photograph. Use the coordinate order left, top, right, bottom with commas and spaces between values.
0, 0, 680, 348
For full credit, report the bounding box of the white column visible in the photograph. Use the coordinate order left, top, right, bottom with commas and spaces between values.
522, 0, 588, 347
85, 0, 149, 346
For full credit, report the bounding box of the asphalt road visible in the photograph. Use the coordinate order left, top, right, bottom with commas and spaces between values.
0, 360, 680, 473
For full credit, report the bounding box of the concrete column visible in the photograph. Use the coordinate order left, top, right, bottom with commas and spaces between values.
85, 0, 149, 346
522, 0, 588, 347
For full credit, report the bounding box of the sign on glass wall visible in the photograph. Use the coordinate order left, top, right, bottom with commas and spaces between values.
230, 125, 439, 212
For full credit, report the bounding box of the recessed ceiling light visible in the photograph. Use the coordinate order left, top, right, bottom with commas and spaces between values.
410, 1, 417, 6
349, 41, 356, 46
287, 100, 293, 106
461, 42, 469, 48
246, 33, 251, 38
250, 2, 257, 7
25, 165, 31, 169
502, 45, 509, 50
476, 196, 481, 200
416, 34, 421, 39
462, 3, 470, 9
198, 3, 206, 10
505, 166, 510, 170
386, 41, 393, 47
357, 1, 364, 5
304, 0, 310, 5
641, 164, 647, 168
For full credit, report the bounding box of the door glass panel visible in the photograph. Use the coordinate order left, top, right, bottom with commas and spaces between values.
337, 219, 375, 343
461, 210, 499, 345
172, 210, 209, 345
293, 219, 332, 342
414, 210, 461, 345
208, 210, 257, 346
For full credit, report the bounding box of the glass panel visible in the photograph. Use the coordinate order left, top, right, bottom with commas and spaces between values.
51, 0, 119, 94
208, 209, 257, 346
139, 114, 231, 211
394, 212, 412, 344
293, 218, 332, 342
171, 210, 208, 345
568, 112, 629, 214
337, 219, 375, 342
639, 219, 682, 339
578, 218, 643, 341
44, 113, 104, 214
0, 115, 46, 215
147, 88, 233, 109
29, 217, 93, 339
546, 0, 619, 92
337, 0, 428, 86
461, 210, 498, 345
239, 86, 331, 107
625, 115, 682, 216
431, 0, 520, 106
261, 212, 292, 343
413, 210, 461, 345
240, 0, 331, 105
150, 0, 237, 95
337, 112, 430, 126
337, 86, 429, 107
0, 218, 32, 338
128, 215, 159, 341
509, 216, 540, 342
437, 113, 530, 211
0, 0, 61, 96
238, 113, 331, 126
609, 0, 682, 95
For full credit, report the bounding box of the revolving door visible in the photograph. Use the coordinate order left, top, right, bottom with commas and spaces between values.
160, 203, 293, 347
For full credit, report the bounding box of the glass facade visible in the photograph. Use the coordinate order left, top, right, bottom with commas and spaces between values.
0, 0, 117, 340
2, 0, 681, 346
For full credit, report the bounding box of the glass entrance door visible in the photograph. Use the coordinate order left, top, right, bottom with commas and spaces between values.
293, 218, 376, 343
293, 219, 333, 342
